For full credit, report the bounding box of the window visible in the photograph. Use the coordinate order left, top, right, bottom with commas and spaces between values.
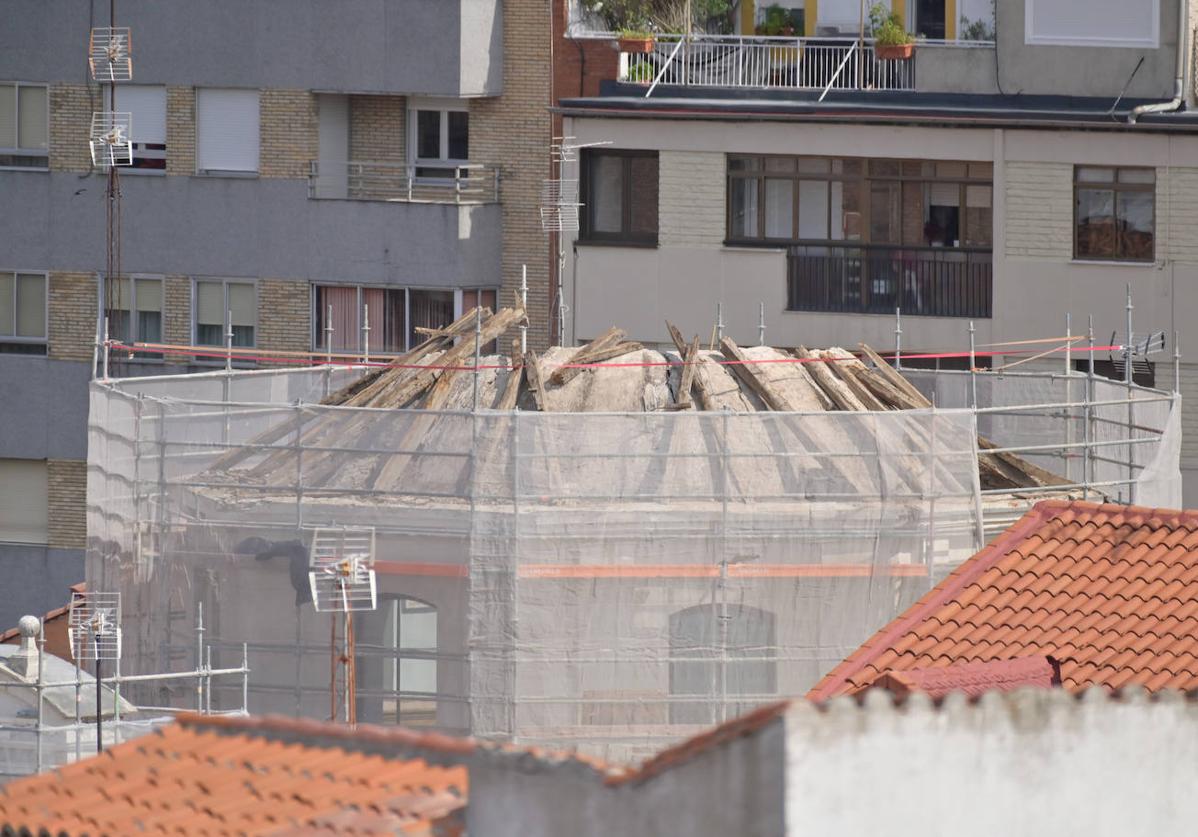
196, 88, 260, 174
0, 459, 47, 544
460, 288, 498, 353
314, 285, 490, 355
581, 149, 659, 244
0, 271, 47, 354
728, 156, 993, 248
1074, 166, 1155, 262
102, 276, 163, 358
357, 595, 439, 726
668, 604, 776, 725
194, 279, 255, 347
0, 83, 48, 168
410, 98, 469, 179
119, 85, 167, 171
1026, 0, 1158, 47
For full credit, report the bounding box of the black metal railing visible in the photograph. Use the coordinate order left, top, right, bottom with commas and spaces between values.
787, 243, 992, 318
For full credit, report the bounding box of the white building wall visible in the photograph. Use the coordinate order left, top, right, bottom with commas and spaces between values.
785, 690, 1198, 836
659, 151, 725, 249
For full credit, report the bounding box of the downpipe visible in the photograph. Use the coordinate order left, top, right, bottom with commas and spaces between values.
1129, 0, 1189, 123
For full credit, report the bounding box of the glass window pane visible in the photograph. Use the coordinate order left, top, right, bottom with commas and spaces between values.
869, 182, 901, 244
416, 110, 441, 160
1077, 166, 1114, 183
798, 180, 829, 239
16, 274, 45, 338
195, 281, 224, 345
363, 287, 406, 353
408, 289, 454, 350
316, 285, 359, 352
0, 273, 13, 334
447, 111, 468, 160
764, 157, 795, 173
228, 283, 255, 327
728, 156, 760, 171
968, 162, 993, 178
1076, 188, 1116, 258
629, 155, 658, 236
135, 278, 162, 312
730, 178, 759, 238
590, 154, 624, 234
1118, 168, 1155, 184
17, 86, 47, 149
764, 178, 794, 238
797, 158, 830, 174
934, 161, 967, 178
1117, 190, 1154, 260
0, 86, 15, 148
902, 181, 926, 245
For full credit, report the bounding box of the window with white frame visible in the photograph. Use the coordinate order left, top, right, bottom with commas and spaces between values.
195, 279, 255, 347
410, 98, 469, 179
0, 459, 48, 545
1025, 0, 1158, 47
196, 88, 260, 174
102, 276, 163, 359
313, 285, 493, 354
0, 271, 47, 354
0, 83, 48, 168
119, 85, 167, 171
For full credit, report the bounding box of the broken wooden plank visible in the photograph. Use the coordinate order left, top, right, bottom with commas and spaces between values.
667, 321, 714, 410
859, 343, 931, 408
669, 335, 701, 410
549, 341, 644, 387
823, 348, 888, 411
524, 348, 546, 412
796, 346, 864, 411
495, 341, 524, 411
547, 327, 627, 386
719, 337, 828, 412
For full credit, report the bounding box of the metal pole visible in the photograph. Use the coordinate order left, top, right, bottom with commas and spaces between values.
74, 655, 82, 761
1125, 285, 1134, 502
894, 307, 903, 369
716, 302, 725, 343
95, 637, 102, 754
225, 308, 233, 373
1083, 317, 1094, 501
473, 305, 482, 411
102, 316, 111, 381
241, 642, 250, 715
35, 621, 44, 774
757, 302, 766, 346
205, 646, 213, 714
520, 264, 529, 355
969, 321, 977, 409
1174, 331, 1181, 395
196, 601, 204, 712
362, 303, 371, 364
325, 304, 334, 366
1064, 313, 1072, 482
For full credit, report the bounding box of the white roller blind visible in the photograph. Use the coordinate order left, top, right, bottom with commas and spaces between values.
17, 86, 47, 149
1026, 0, 1158, 46
228, 283, 255, 327
0, 85, 16, 148
135, 277, 162, 312
119, 85, 166, 145
197, 89, 259, 172
196, 281, 223, 324
930, 182, 960, 208
0, 459, 48, 544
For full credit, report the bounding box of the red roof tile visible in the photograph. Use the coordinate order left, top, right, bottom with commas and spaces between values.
855, 656, 1058, 699
810, 500, 1198, 700
0, 713, 467, 836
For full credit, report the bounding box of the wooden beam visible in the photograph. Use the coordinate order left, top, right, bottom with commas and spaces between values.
670, 336, 701, 410
547, 327, 626, 386
823, 348, 888, 411
719, 336, 790, 411
666, 321, 713, 411
495, 340, 523, 411
859, 343, 931, 408
524, 348, 546, 412
796, 346, 864, 411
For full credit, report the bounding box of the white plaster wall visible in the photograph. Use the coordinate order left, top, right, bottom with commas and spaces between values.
785, 690, 1198, 836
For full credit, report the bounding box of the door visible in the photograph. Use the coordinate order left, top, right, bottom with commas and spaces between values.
915, 0, 946, 39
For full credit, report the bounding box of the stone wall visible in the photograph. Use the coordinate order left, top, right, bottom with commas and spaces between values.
47, 273, 96, 362
46, 459, 86, 550
261, 90, 319, 179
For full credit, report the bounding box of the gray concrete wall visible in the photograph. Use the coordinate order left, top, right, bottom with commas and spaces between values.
786, 690, 1198, 835
0, 0, 502, 97
0, 546, 84, 632
2, 173, 501, 287
0, 358, 90, 461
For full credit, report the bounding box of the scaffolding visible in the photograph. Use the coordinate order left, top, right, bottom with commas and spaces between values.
84, 356, 1180, 762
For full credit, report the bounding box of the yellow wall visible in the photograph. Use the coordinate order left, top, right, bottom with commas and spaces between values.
892, 0, 905, 26
946, 0, 957, 39
806, 0, 818, 35
741, 0, 755, 34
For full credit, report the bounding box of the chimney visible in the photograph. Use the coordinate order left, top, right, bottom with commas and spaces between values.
6, 615, 42, 681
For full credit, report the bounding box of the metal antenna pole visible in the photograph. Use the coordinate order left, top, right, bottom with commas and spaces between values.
1174, 331, 1181, 395
757, 302, 766, 346
95, 635, 103, 754
894, 308, 903, 369
101, 316, 111, 381
325, 304, 333, 366
1125, 284, 1134, 386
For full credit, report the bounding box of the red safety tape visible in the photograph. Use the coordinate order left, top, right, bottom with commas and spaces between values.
108, 341, 1126, 374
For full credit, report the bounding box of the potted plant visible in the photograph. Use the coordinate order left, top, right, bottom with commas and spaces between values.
625, 58, 656, 83
869, 3, 915, 59
618, 28, 656, 53
755, 4, 800, 36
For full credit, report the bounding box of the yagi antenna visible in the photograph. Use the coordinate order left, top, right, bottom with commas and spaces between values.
89, 27, 133, 82
68, 590, 122, 754
89, 113, 134, 168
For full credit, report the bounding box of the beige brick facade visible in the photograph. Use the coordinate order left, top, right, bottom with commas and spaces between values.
258, 278, 312, 360
163, 275, 192, 361
1004, 162, 1073, 260
49, 83, 96, 173
471, 0, 553, 350
659, 151, 724, 249
166, 86, 196, 176
349, 95, 406, 163
48, 272, 97, 362
47, 458, 86, 550
261, 90, 319, 179
1160, 166, 1198, 264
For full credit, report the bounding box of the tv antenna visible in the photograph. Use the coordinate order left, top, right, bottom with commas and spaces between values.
67, 590, 122, 753
308, 528, 377, 726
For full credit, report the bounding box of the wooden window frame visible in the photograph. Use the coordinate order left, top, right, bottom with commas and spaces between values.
580, 148, 659, 246
1072, 165, 1156, 263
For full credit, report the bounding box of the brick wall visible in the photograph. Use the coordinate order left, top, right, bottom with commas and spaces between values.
553, 1, 620, 101
258, 279, 312, 360
49, 83, 96, 173
349, 95, 406, 163
659, 151, 725, 248
166, 86, 196, 176
48, 272, 97, 362
47, 459, 86, 549
261, 90, 319, 179
163, 275, 191, 362
1004, 162, 1073, 260
471, 0, 554, 350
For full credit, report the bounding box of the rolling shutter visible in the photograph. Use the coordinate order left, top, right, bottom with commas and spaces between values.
119, 85, 166, 145
0, 459, 48, 544
196, 88, 259, 173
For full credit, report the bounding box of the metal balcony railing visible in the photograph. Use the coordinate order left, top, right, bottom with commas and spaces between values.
787, 243, 992, 318
622, 34, 916, 93
308, 161, 500, 205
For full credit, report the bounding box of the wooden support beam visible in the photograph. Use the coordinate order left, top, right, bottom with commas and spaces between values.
719, 336, 791, 411
548, 327, 627, 386
823, 348, 888, 411
495, 341, 523, 411
859, 343, 931, 408
524, 348, 546, 412
666, 321, 714, 411
796, 346, 864, 411
669, 336, 701, 410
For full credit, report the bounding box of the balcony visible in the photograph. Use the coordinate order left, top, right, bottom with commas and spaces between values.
787, 244, 991, 318
308, 162, 500, 205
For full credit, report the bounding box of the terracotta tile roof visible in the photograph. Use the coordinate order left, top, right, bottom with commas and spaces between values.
0, 713, 467, 836
810, 500, 1198, 700
855, 656, 1059, 699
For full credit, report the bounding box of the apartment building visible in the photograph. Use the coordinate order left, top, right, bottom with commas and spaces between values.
0, 0, 554, 626
559, 0, 1198, 499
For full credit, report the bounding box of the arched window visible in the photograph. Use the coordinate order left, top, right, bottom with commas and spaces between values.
357, 595, 438, 726
669, 604, 777, 725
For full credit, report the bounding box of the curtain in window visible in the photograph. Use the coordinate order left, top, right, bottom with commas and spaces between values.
408, 290, 453, 351
362, 288, 405, 354
316, 286, 358, 352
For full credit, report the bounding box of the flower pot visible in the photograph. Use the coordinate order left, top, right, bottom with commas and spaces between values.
619, 36, 655, 54
874, 42, 915, 60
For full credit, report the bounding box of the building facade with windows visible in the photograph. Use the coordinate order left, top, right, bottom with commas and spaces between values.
0, 0, 556, 626
560, 0, 1198, 501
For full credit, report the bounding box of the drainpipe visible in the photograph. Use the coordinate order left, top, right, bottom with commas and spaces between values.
1129, 0, 1189, 123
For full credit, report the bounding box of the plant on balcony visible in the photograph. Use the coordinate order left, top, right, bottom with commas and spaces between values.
617, 28, 656, 52
868, 3, 915, 59
755, 4, 803, 36
581, 0, 734, 35
624, 58, 656, 83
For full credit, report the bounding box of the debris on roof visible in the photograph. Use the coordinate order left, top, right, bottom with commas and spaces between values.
854, 656, 1059, 699
809, 500, 1198, 700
